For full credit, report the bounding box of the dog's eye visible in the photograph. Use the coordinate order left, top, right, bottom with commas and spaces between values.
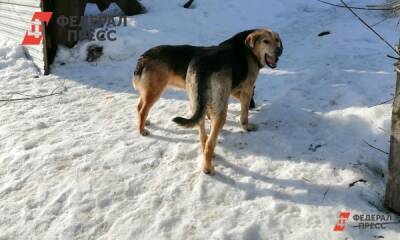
263, 40, 270, 44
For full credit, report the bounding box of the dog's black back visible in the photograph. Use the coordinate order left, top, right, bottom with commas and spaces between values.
135, 45, 205, 79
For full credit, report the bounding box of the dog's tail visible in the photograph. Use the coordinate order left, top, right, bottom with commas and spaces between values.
173, 69, 208, 128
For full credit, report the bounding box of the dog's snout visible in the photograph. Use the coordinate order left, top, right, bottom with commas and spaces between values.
275, 47, 282, 57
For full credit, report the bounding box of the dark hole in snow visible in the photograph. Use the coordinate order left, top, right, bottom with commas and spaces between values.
318, 31, 331, 37
87, 45, 104, 62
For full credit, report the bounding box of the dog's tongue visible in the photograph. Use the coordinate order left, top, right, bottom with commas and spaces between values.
266, 55, 276, 65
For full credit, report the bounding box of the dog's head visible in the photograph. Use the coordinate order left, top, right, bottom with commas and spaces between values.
245, 29, 283, 69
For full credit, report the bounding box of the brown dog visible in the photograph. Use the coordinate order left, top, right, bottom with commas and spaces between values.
133, 43, 256, 136
173, 29, 283, 175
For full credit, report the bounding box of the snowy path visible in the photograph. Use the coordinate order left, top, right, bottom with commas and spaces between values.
0, 0, 399, 239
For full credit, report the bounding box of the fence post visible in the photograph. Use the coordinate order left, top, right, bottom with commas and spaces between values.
385, 44, 400, 213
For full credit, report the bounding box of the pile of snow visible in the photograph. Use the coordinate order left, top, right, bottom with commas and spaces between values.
0, 0, 399, 239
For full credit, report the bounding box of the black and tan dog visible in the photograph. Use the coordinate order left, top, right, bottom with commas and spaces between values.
133, 42, 255, 136
173, 29, 283, 175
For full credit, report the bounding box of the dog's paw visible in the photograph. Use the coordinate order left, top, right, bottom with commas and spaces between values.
140, 129, 150, 136
202, 165, 215, 176
242, 123, 258, 132
145, 120, 150, 126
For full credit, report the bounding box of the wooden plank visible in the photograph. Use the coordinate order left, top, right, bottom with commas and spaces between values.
385, 49, 400, 214
0, 0, 40, 7
0, 1, 47, 75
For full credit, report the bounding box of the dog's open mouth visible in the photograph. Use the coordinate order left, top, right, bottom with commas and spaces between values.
265, 54, 278, 69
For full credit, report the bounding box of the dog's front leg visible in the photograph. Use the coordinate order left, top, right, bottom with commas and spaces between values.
240, 89, 258, 132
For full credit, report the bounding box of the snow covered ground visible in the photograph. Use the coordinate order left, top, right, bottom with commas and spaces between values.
1, 0, 400, 239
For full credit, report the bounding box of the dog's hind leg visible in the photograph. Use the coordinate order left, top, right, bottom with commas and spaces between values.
198, 119, 207, 152
137, 97, 143, 118
202, 112, 226, 175
138, 95, 155, 136
137, 97, 150, 127
138, 82, 166, 136
138, 96, 151, 136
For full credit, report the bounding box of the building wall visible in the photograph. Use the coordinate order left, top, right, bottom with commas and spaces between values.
0, 0, 48, 74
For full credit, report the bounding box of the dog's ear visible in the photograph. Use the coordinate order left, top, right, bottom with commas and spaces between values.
245, 32, 258, 49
